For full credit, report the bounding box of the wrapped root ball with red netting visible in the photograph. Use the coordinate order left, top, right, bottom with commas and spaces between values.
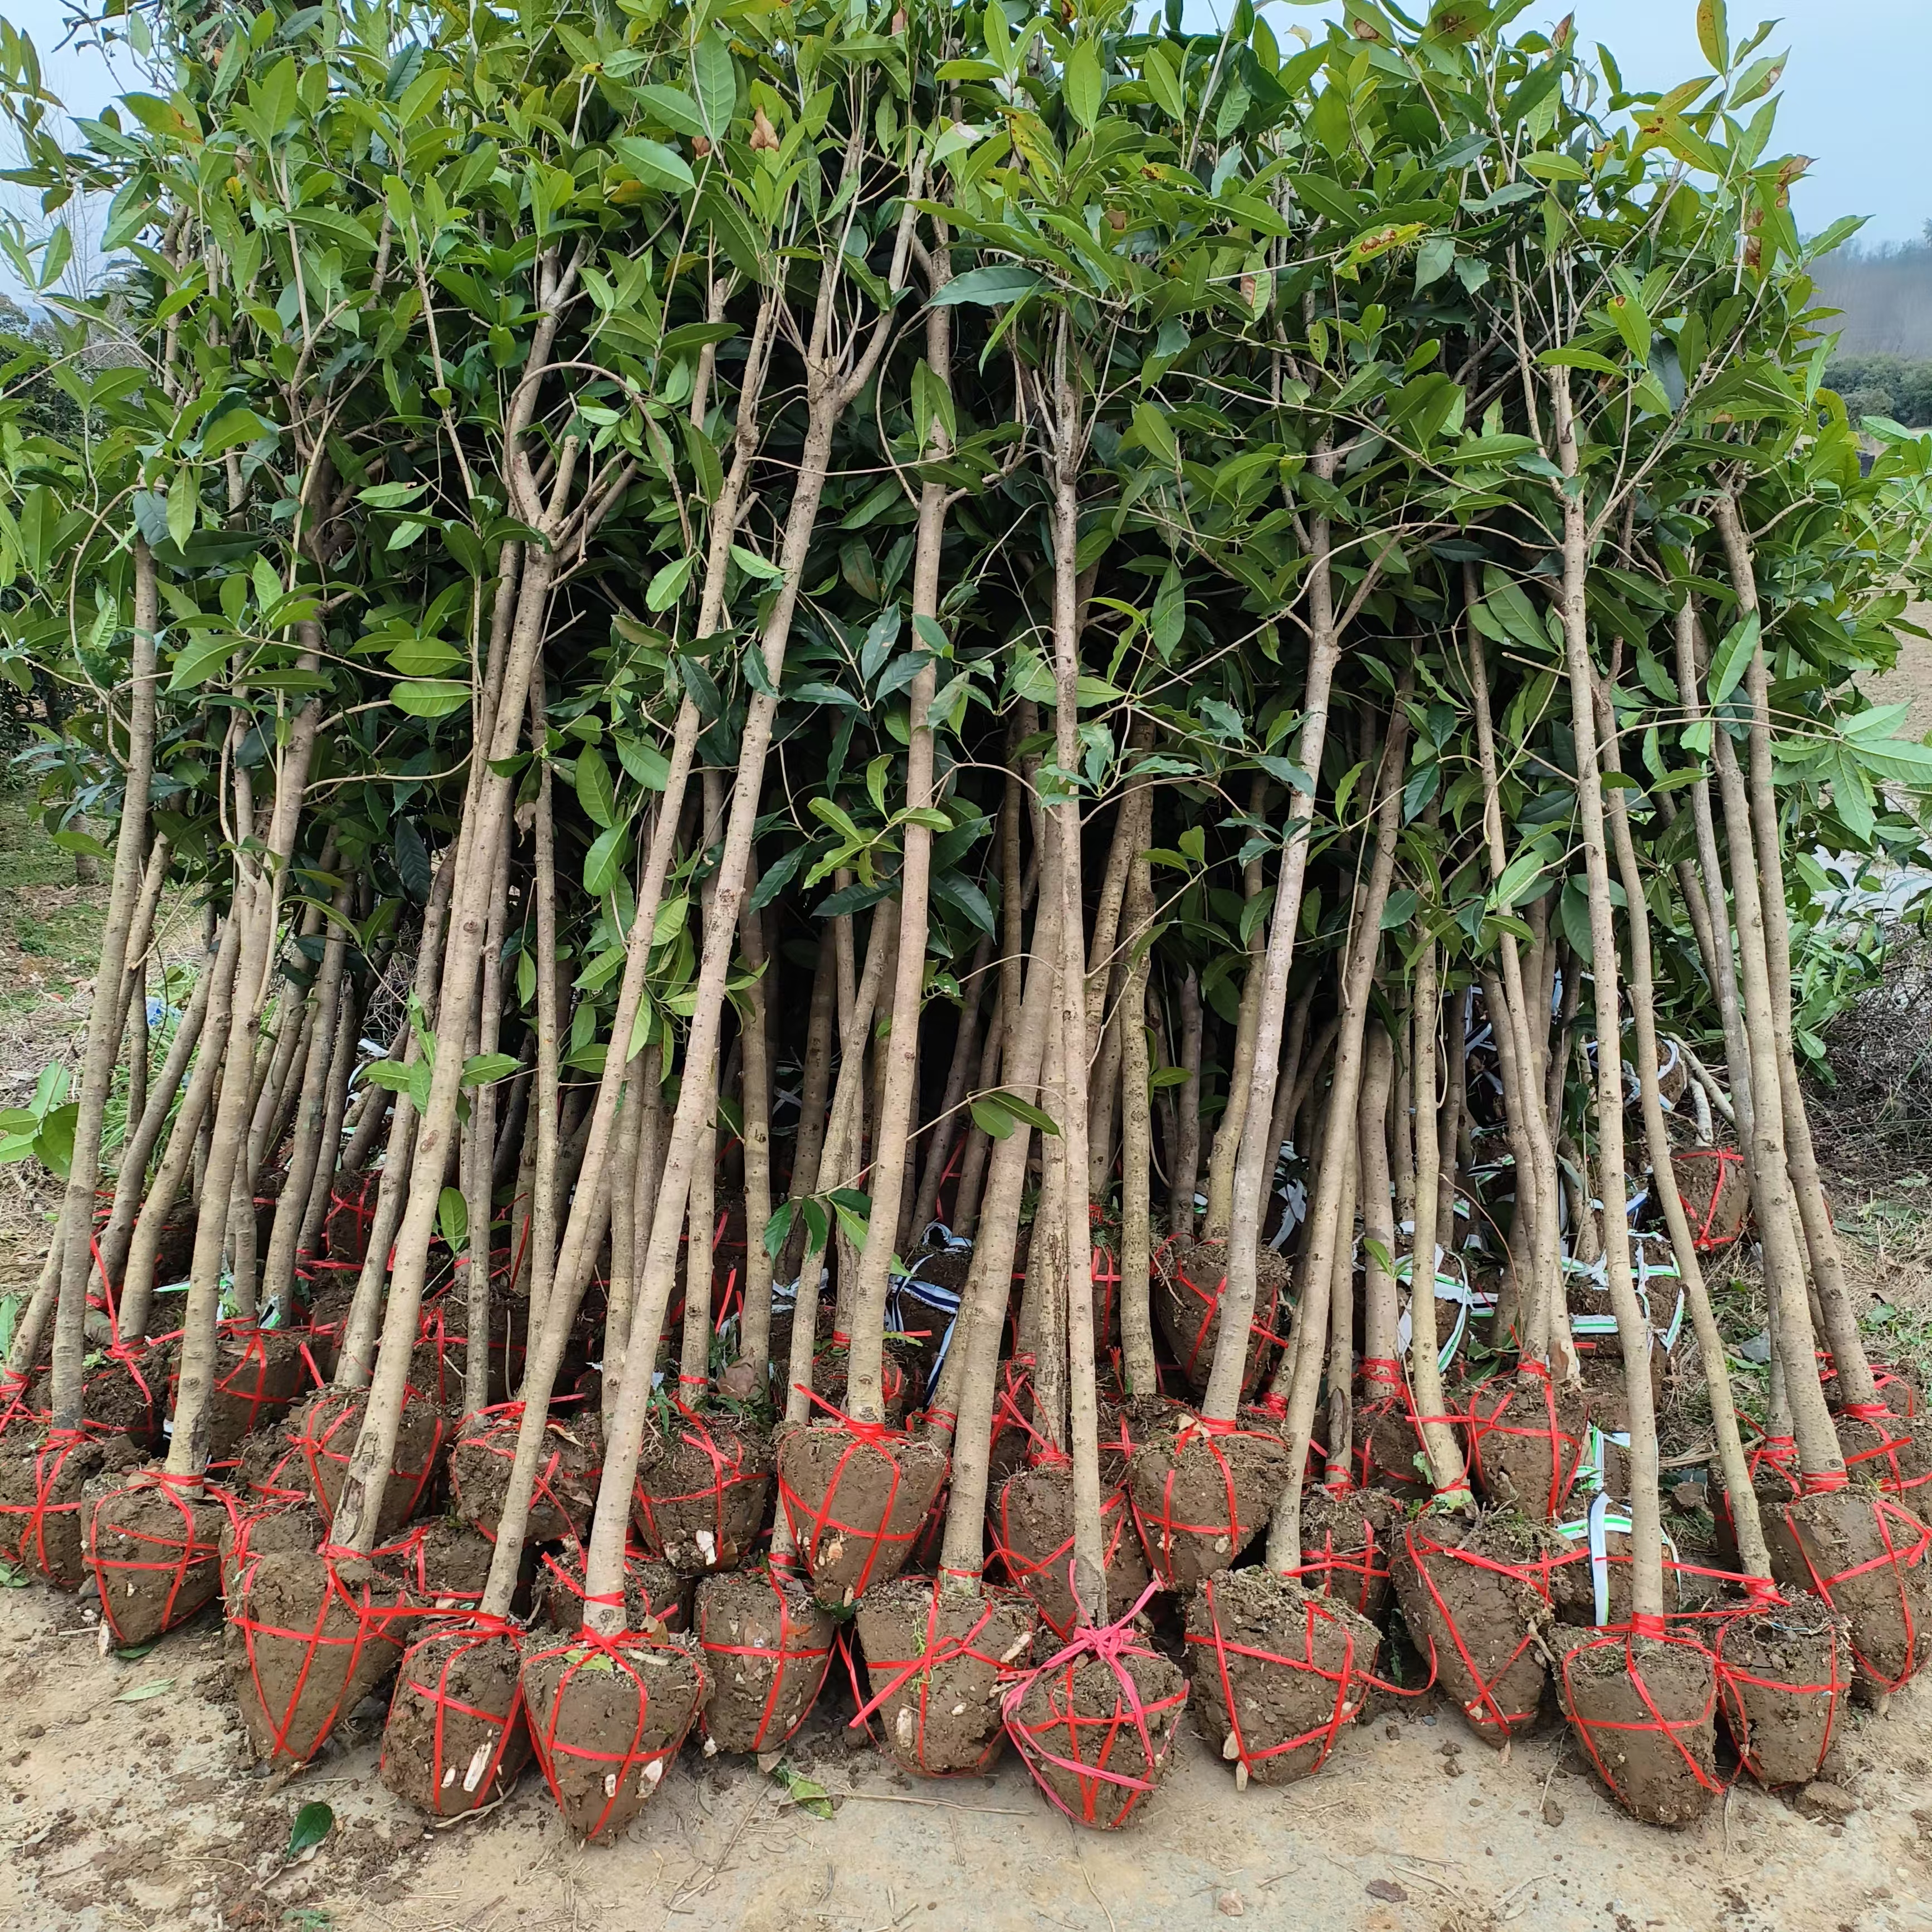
380, 1621, 530, 1816
377, 1515, 497, 1613
1185, 1569, 1382, 1786
1151, 1237, 1285, 1398
0, 1430, 139, 1588
810, 1340, 913, 1430
521, 1631, 706, 1842
294, 1387, 448, 1539
1714, 1589, 1852, 1788
853, 1578, 1036, 1775
324, 1169, 382, 1264
27, 1348, 163, 1450
1126, 1414, 1291, 1592
1348, 1360, 1431, 1499
1765, 1487, 1932, 1697
777, 1419, 949, 1609
1835, 1407, 1932, 1501
631, 1407, 773, 1575
1393, 1513, 1554, 1746
414, 1284, 528, 1410
992, 1455, 1152, 1642
1295, 1486, 1402, 1624
162, 1323, 315, 1462
86, 1469, 234, 1645
450, 1403, 601, 1548
694, 1568, 836, 1754
1670, 1147, 1752, 1253
1461, 1366, 1591, 1521
236, 1419, 311, 1508
1560, 1628, 1722, 1827
987, 1355, 1047, 1494
541, 1543, 690, 1636
223, 1507, 417, 1764
1001, 1621, 1188, 1830
1097, 1393, 1188, 1490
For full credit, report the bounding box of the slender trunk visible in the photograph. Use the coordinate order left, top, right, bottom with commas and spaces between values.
1202, 778, 1270, 1239
910, 935, 994, 1237
461, 833, 511, 1418
1119, 828, 1158, 1394
1170, 968, 1203, 1235
737, 862, 775, 1378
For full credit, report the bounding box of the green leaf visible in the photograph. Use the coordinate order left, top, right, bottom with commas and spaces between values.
636, 85, 708, 137
386, 637, 466, 676
584, 825, 630, 897
1065, 40, 1103, 131
461, 1052, 520, 1087
166, 467, 197, 549
1150, 564, 1185, 660
575, 745, 617, 829
391, 679, 471, 719
616, 137, 695, 194
1133, 400, 1178, 469
730, 544, 787, 583
287, 1802, 334, 1858
1696, 0, 1728, 71
1705, 611, 1759, 708
691, 31, 735, 137
113, 1679, 175, 1702
769, 1761, 835, 1820
931, 264, 1044, 308
646, 555, 693, 612
437, 1186, 467, 1253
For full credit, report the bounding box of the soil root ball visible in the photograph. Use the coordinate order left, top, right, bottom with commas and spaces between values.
1559, 1627, 1723, 1827
1393, 1514, 1552, 1745
450, 1403, 602, 1548
0, 1430, 139, 1588
631, 1407, 773, 1575
520, 1631, 706, 1842
1835, 1410, 1932, 1501
380, 1621, 530, 1816
1295, 1487, 1402, 1625
376, 1515, 498, 1612
1185, 1568, 1383, 1785
1765, 1486, 1932, 1696
1713, 1590, 1852, 1788
541, 1544, 690, 1636
853, 1577, 1036, 1776
1150, 1237, 1285, 1398
1461, 1367, 1591, 1521
1349, 1363, 1430, 1498
223, 1510, 417, 1763
163, 1323, 315, 1461
236, 1421, 310, 1506
293, 1387, 449, 1539
27, 1349, 164, 1449
86, 1468, 235, 1645
992, 1455, 1153, 1641
776, 1419, 949, 1608
1126, 1414, 1290, 1592
694, 1569, 835, 1754
1001, 1608, 1187, 1829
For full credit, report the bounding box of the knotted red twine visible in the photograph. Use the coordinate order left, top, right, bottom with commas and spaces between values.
1000, 1581, 1186, 1831
695, 1570, 834, 1753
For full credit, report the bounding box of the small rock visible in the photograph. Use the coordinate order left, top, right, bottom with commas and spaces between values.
1671, 1480, 1707, 1511
1542, 1797, 1565, 1827
1383, 1724, 1399, 1741
1795, 1782, 1858, 1825
21, 1726, 42, 1740
1365, 1880, 1408, 1904
1216, 1892, 1244, 1917
1438, 1739, 1461, 1755
1443, 1757, 1463, 1779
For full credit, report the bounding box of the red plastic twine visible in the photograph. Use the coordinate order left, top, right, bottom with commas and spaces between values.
1837, 1403, 1932, 1497
1402, 1518, 1552, 1741
1559, 1626, 1729, 1802
1000, 1581, 1183, 1829
1672, 1147, 1750, 1253
0, 1430, 96, 1584
86, 1471, 238, 1643
631, 1399, 764, 1565
1711, 1601, 1848, 1785
524, 1630, 706, 1843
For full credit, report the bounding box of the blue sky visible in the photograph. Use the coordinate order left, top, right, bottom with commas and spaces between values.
1, 0, 1926, 245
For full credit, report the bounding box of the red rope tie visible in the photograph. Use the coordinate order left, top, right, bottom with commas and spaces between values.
1402, 1519, 1549, 1740
1559, 1627, 1729, 1801
1360, 1358, 1404, 1389
847, 1585, 1020, 1777
383, 1618, 527, 1807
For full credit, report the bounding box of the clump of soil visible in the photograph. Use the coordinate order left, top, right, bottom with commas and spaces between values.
1393, 1510, 1555, 1745
1150, 1238, 1285, 1397
86, 1470, 231, 1644
1295, 1486, 1402, 1624
775, 1421, 949, 1608
380, 1624, 530, 1816
294, 1387, 449, 1539
1714, 1590, 1852, 1787
693, 1570, 836, 1753
811, 1341, 913, 1428
224, 1515, 416, 1763
324, 1169, 383, 1263
1349, 1378, 1431, 1497
1765, 1486, 1932, 1696
25, 1352, 163, 1449
1126, 1414, 1291, 1591
992, 1457, 1152, 1640
236, 1420, 310, 1505
1560, 1632, 1720, 1827
540, 1544, 690, 1636
1835, 1410, 1932, 1498
450, 1406, 602, 1548
1097, 1394, 1187, 1491
0, 1430, 140, 1587
1003, 1636, 1188, 1828
520, 1631, 706, 1841
1184, 1568, 1381, 1784
631, 1409, 773, 1574
377, 1514, 497, 1611
853, 1578, 1036, 1775
892, 1246, 972, 1392
987, 1356, 1046, 1492
413, 1286, 529, 1410
1462, 1369, 1591, 1520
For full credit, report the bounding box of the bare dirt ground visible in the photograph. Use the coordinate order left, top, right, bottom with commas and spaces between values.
0, 1575, 1927, 1932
